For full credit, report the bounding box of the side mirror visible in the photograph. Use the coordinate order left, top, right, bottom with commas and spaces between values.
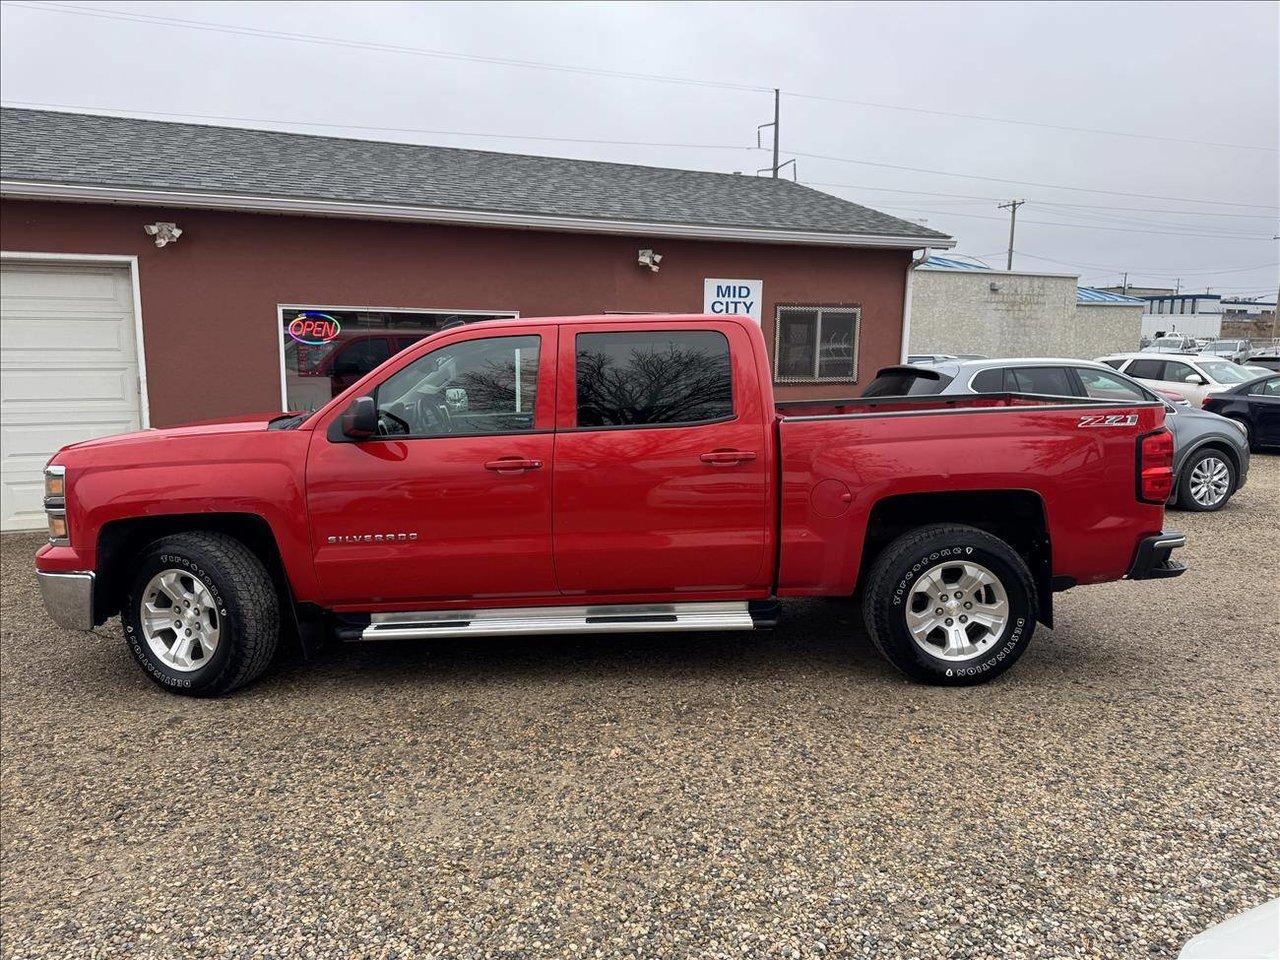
1184, 374, 1206, 385
341, 396, 377, 440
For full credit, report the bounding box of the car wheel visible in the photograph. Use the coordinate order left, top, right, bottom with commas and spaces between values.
1178, 450, 1236, 512
861, 524, 1037, 686
122, 532, 280, 696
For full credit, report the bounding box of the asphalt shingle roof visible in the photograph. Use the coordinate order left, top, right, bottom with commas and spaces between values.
0, 108, 951, 245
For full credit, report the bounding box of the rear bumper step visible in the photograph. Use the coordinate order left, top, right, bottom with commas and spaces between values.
354, 601, 768, 642
1127, 531, 1188, 581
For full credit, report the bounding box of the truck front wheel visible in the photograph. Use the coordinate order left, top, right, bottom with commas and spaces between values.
122, 532, 281, 696
861, 524, 1037, 685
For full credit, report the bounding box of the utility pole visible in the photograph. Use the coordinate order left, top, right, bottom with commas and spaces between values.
997, 199, 1025, 270
1122, 271, 1129, 295
1174, 278, 1180, 295
757, 89, 781, 177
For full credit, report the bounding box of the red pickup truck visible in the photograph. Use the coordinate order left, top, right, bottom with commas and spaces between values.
36, 314, 1185, 695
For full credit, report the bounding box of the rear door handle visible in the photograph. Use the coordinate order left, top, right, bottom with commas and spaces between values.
484, 458, 543, 473
700, 450, 758, 466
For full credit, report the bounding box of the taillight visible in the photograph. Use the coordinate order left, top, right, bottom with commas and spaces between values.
1137, 429, 1174, 504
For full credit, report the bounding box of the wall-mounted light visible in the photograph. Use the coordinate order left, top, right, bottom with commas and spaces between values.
144, 222, 182, 247
637, 248, 662, 273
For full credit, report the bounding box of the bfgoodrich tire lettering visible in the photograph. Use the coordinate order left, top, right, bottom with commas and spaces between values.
862, 524, 1037, 686
122, 532, 280, 696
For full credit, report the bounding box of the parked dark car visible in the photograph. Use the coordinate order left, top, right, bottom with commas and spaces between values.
1202, 374, 1280, 451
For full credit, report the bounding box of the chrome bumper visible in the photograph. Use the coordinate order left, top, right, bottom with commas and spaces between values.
37, 571, 95, 631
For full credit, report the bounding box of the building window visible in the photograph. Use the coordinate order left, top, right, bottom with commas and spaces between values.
279, 305, 515, 412
574, 330, 732, 427
773, 305, 861, 383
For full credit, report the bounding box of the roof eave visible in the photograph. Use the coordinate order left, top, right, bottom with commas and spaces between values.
0, 180, 955, 250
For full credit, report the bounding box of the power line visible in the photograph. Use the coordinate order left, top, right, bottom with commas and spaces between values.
1015, 253, 1279, 277
784, 91, 1277, 153
874, 205, 1272, 240
5, 0, 1276, 155
806, 181, 1280, 219
1, 1, 771, 92
0, 100, 763, 154
790, 150, 1279, 210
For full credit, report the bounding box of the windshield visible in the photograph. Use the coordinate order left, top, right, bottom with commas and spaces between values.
1206, 342, 1242, 354
1197, 359, 1254, 384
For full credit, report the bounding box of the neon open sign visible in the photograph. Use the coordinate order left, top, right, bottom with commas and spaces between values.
288, 312, 342, 345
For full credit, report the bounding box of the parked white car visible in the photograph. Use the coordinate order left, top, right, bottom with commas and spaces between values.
1097, 353, 1260, 405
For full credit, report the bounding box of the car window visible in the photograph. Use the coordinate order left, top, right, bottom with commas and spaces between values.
1076, 367, 1148, 401
1196, 359, 1253, 384
1124, 358, 1164, 379
1250, 376, 1280, 396
969, 368, 1006, 392
861, 370, 954, 397
375, 335, 540, 437
1008, 366, 1077, 396
1162, 360, 1196, 383
1100, 358, 1125, 370
575, 330, 732, 427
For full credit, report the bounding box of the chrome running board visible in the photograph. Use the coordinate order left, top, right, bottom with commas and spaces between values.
359, 601, 758, 641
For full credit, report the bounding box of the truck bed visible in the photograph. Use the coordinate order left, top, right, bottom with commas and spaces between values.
773, 392, 1168, 597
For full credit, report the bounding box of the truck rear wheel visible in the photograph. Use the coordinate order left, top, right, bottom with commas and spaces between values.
122, 532, 280, 696
861, 524, 1037, 685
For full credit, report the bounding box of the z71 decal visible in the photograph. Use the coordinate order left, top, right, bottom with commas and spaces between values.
1078, 414, 1139, 428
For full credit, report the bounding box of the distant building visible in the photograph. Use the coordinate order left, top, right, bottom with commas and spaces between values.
908, 257, 1144, 359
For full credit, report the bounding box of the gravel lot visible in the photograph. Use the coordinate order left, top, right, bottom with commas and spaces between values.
2, 456, 1277, 960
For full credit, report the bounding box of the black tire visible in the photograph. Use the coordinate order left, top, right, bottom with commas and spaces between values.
122, 532, 280, 696
861, 524, 1037, 686
1175, 448, 1236, 512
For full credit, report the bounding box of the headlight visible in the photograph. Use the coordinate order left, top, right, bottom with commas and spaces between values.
44, 465, 69, 545
1227, 418, 1248, 438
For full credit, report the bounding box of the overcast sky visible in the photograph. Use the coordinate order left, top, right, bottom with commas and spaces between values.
3, 0, 1277, 296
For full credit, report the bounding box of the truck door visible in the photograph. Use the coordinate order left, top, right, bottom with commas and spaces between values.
306, 325, 558, 604
552, 320, 771, 596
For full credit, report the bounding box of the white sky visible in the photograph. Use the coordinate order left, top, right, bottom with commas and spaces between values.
2, 0, 1277, 296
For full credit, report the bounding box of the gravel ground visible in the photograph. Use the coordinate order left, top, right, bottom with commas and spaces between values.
2, 456, 1277, 960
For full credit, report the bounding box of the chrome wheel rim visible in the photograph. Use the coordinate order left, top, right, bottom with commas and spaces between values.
140, 569, 221, 672
1189, 456, 1230, 507
906, 560, 1009, 662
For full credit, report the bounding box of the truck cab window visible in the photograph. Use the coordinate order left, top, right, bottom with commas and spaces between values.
575, 331, 732, 427
374, 335, 539, 437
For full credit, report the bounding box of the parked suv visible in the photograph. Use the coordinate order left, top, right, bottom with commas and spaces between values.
863, 357, 1250, 511
1097, 353, 1259, 405
1201, 340, 1251, 363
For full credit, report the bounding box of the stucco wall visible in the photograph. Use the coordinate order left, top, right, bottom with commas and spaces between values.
1, 200, 914, 425
910, 269, 1141, 359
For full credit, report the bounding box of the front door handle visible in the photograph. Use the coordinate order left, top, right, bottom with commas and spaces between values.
484, 457, 543, 473
700, 450, 758, 466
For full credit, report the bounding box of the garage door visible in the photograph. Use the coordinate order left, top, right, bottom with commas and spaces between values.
1, 260, 143, 531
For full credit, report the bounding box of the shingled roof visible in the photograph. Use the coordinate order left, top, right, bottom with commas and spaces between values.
0, 108, 953, 248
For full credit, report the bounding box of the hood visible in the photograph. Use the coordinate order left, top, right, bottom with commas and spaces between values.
55, 412, 295, 454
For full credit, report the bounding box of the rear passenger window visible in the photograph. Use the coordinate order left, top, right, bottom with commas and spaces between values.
575, 331, 733, 427
970, 369, 1006, 392
1009, 367, 1077, 396
1125, 359, 1165, 379
1075, 368, 1147, 401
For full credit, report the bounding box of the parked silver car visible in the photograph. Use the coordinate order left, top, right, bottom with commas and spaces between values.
862, 357, 1251, 511
1201, 339, 1251, 363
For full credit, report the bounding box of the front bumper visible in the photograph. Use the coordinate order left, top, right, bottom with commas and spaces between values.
1127, 531, 1188, 581
37, 571, 95, 630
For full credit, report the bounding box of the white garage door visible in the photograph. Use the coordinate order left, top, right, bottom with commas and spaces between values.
1, 260, 143, 531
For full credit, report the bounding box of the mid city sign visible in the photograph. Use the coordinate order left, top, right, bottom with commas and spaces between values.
703, 278, 763, 324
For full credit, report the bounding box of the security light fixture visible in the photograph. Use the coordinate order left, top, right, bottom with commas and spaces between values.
637, 249, 662, 273
144, 222, 182, 247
